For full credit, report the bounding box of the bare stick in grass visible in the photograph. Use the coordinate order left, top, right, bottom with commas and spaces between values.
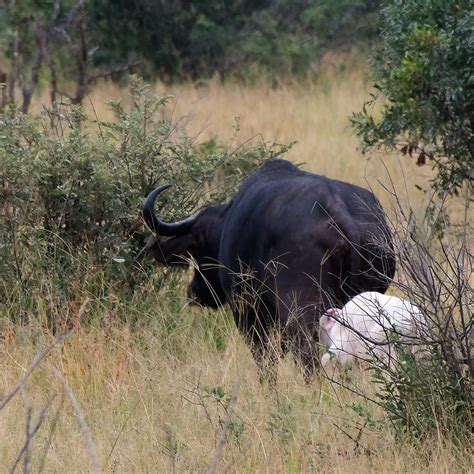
10, 398, 55, 474
0, 298, 90, 412
50, 366, 101, 474
207, 381, 240, 474
38, 394, 65, 474
0, 332, 70, 411
23, 408, 33, 474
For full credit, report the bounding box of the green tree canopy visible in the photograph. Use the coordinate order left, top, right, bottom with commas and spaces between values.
352, 0, 474, 193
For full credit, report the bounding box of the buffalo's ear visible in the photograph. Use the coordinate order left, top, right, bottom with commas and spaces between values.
147, 235, 195, 266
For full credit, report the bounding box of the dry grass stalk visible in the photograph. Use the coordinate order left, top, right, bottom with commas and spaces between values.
49, 366, 101, 474
207, 381, 240, 474
10, 399, 54, 473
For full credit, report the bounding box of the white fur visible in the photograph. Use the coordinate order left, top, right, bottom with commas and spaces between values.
320, 291, 426, 368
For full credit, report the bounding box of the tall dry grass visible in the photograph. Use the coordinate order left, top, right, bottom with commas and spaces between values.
31, 61, 434, 211
3, 65, 470, 472
1, 306, 471, 472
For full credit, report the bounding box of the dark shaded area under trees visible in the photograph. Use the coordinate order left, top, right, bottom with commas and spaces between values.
88, 0, 379, 80
0, 0, 379, 112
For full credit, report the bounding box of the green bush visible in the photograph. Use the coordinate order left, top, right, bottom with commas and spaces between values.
352, 0, 474, 193
371, 345, 472, 442
0, 76, 290, 322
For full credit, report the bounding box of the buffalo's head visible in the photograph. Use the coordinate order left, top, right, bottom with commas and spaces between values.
142, 185, 228, 308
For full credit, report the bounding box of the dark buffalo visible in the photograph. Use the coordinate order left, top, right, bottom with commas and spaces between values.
142, 159, 395, 380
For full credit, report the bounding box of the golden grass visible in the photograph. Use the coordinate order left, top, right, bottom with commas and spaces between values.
83, 65, 434, 209
3, 64, 471, 472
1, 313, 471, 473
30, 60, 435, 212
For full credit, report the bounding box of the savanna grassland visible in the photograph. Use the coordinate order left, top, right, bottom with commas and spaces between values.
2, 62, 472, 473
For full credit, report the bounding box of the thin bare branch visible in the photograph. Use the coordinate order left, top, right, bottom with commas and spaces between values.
206, 381, 240, 474
9, 398, 55, 474
0, 298, 89, 411
50, 367, 101, 474
87, 61, 143, 84
38, 393, 65, 474
1, 334, 70, 411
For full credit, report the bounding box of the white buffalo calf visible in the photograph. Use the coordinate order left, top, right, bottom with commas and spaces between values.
320, 291, 426, 368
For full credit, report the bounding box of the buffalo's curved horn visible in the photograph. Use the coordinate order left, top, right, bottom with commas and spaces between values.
142, 185, 197, 236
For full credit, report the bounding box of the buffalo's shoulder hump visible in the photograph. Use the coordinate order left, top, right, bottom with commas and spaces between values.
258, 158, 301, 175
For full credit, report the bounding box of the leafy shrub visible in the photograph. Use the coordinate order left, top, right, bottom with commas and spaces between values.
0, 75, 290, 322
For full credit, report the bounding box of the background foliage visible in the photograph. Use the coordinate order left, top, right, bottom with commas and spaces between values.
0, 0, 379, 83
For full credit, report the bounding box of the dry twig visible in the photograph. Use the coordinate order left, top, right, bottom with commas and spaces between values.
50, 366, 101, 474
206, 381, 240, 474
0, 298, 89, 411
10, 398, 55, 473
